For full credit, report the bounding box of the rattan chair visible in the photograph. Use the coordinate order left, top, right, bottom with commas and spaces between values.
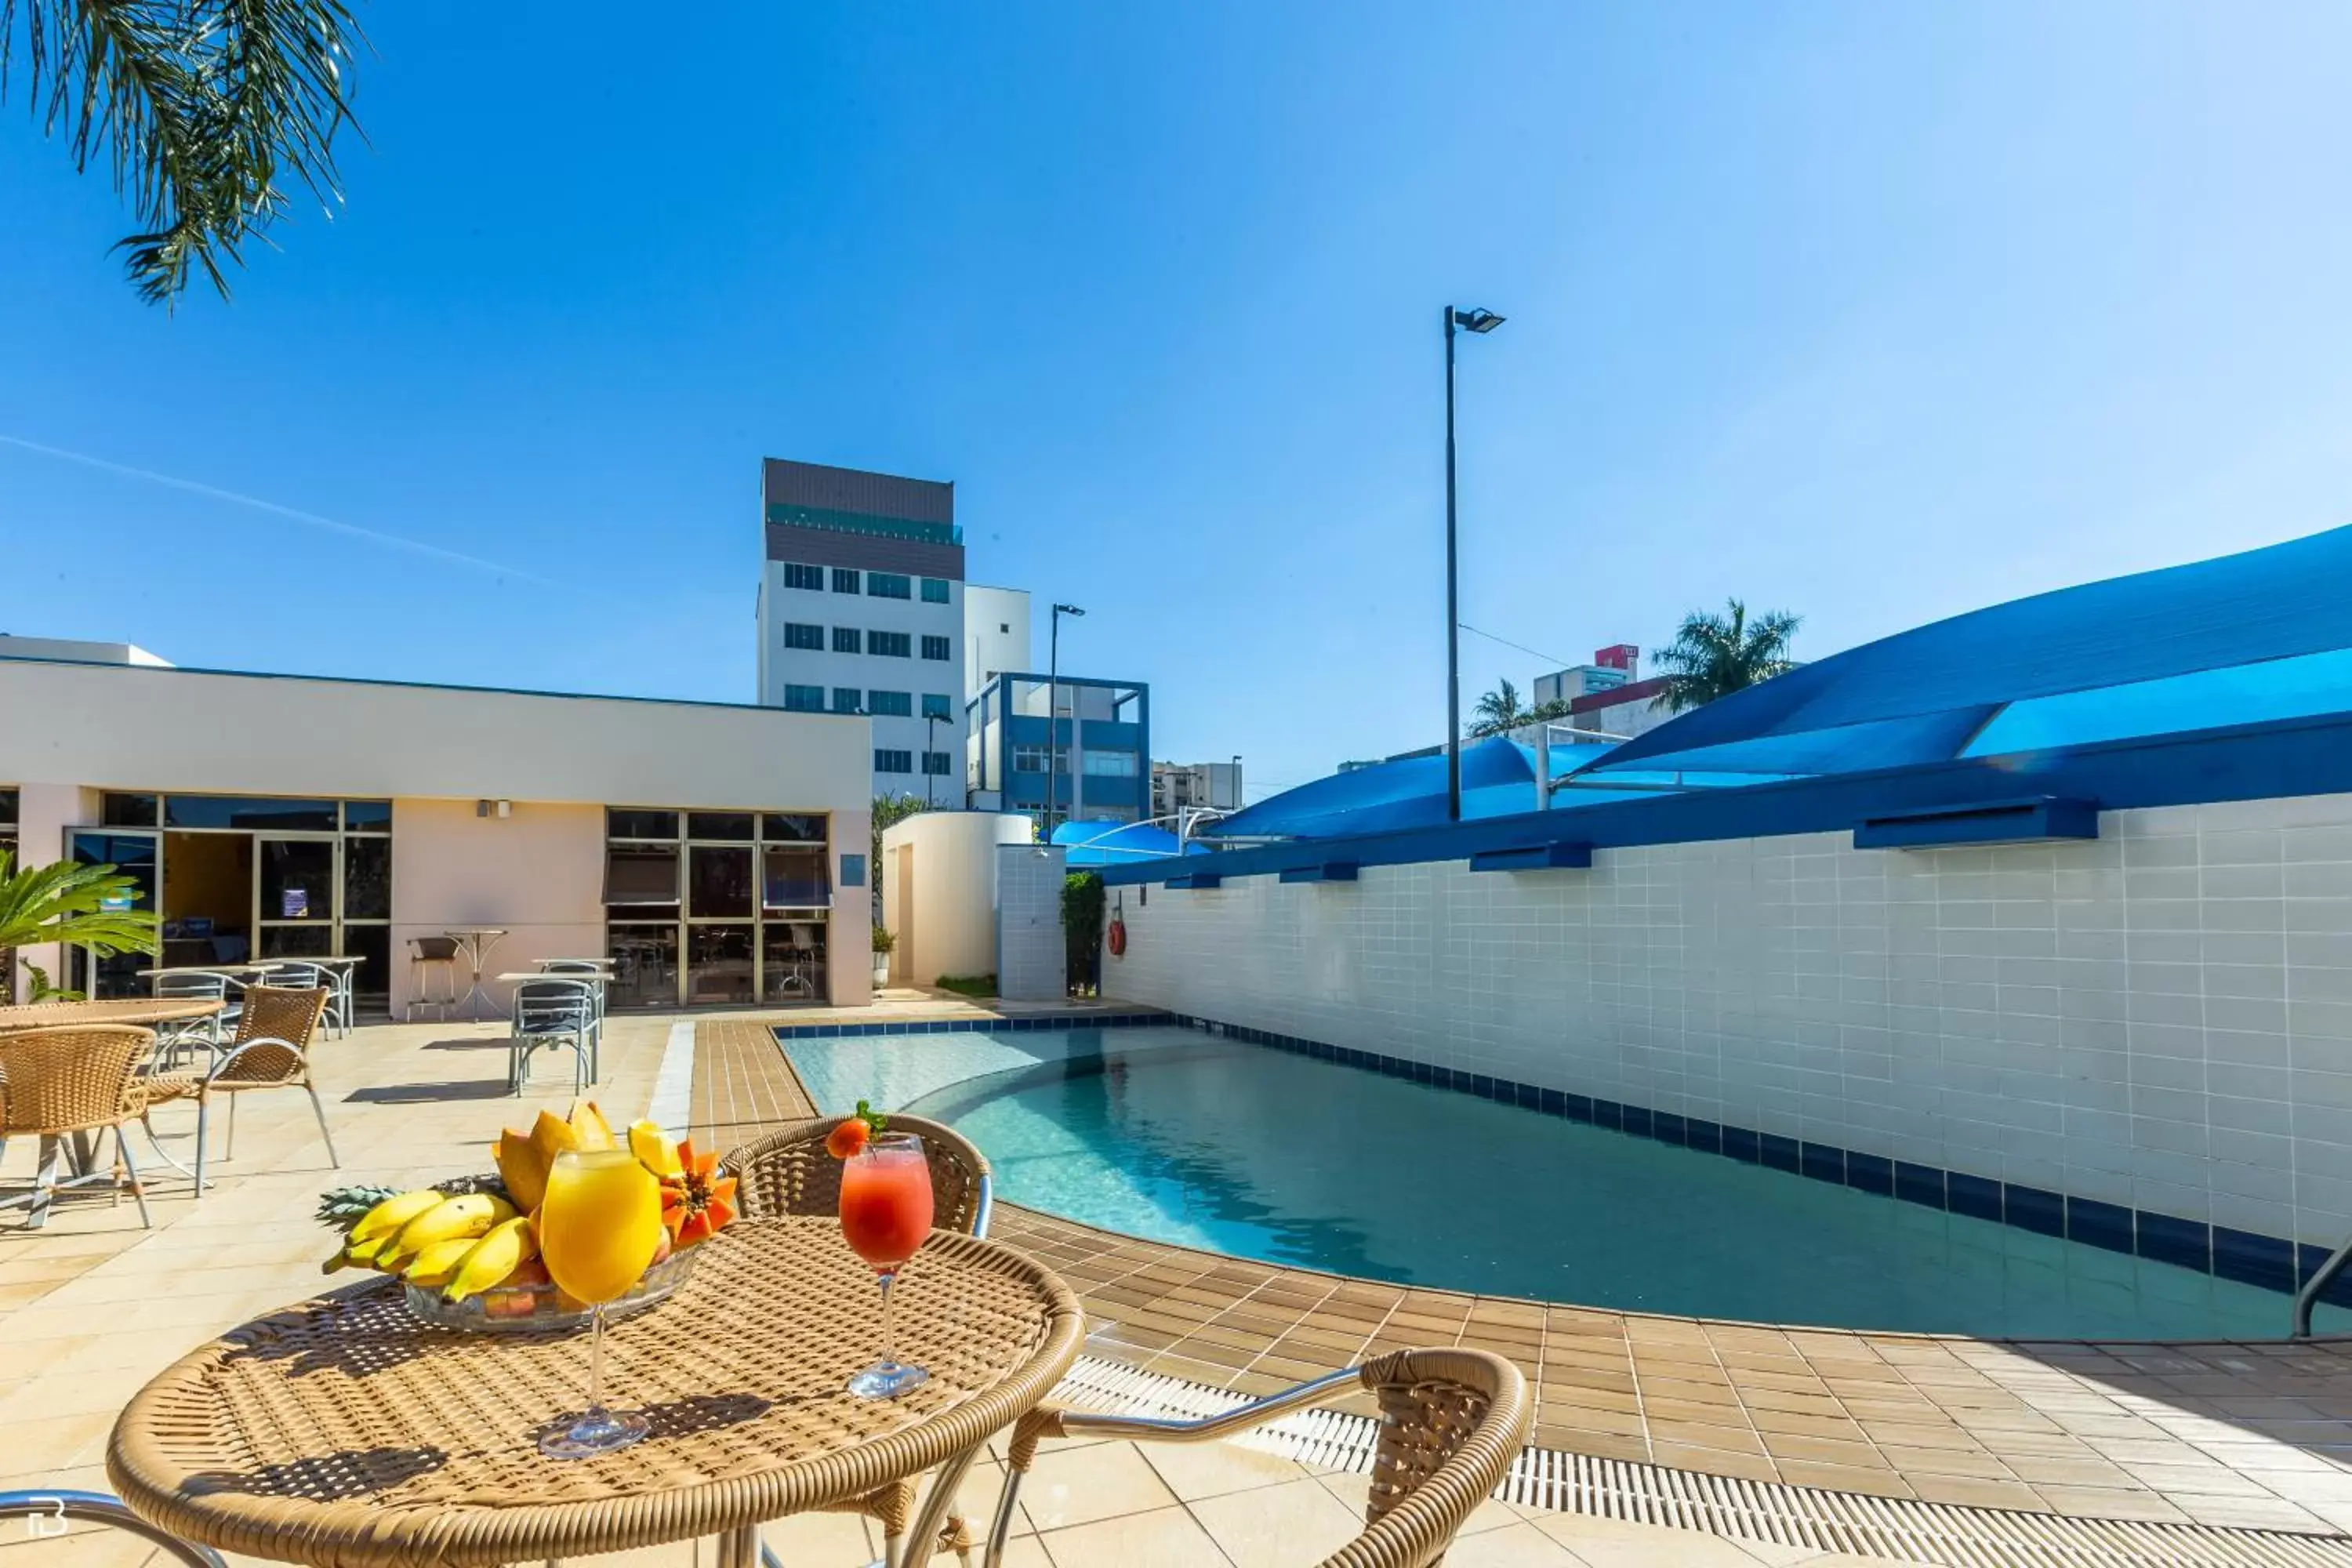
986, 1348, 1531, 1568
0, 1025, 159, 1229
724, 1115, 994, 1566
139, 985, 336, 1197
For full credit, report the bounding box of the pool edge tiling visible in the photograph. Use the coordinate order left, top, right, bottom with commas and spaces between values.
693, 1015, 2352, 1538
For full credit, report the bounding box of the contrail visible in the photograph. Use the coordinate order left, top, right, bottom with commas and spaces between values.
0, 434, 546, 584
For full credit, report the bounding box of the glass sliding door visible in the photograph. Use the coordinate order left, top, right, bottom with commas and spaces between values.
255, 834, 336, 958
603, 806, 831, 1007
66, 829, 160, 999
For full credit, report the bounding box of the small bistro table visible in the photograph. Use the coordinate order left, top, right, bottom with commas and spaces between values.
0, 997, 223, 1033
444, 927, 510, 1022
106, 1217, 1085, 1568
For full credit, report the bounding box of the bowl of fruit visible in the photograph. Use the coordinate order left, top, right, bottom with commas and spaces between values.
318, 1099, 739, 1334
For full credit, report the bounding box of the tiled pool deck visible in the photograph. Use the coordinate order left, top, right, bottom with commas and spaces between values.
692, 1014, 2352, 1541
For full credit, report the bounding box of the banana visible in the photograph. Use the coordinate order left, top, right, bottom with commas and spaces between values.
348, 1189, 447, 1247
444, 1215, 538, 1304
379, 1192, 516, 1272
401, 1236, 485, 1290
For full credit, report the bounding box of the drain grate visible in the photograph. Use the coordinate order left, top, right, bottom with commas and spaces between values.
1052, 1354, 2352, 1568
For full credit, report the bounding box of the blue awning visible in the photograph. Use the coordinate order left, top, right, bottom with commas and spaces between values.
1579, 523, 2352, 779
1204, 737, 1666, 840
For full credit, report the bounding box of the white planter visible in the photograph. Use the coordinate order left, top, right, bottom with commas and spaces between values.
873, 957, 889, 987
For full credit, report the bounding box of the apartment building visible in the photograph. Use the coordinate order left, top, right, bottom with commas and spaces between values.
755, 459, 966, 798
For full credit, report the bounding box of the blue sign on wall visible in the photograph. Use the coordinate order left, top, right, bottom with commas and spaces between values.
840, 852, 867, 889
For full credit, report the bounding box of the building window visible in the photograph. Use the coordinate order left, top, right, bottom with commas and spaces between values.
783, 622, 824, 651
869, 630, 912, 658
832, 626, 861, 654
920, 578, 951, 604
832, 568, 861, 593
867, 572, 912, 599
832, 688, 863, 713
782, 562, 824, 591
1084, 750, 1139, 777
921, 693, 953, 720
0, 786, 16, 866
783, 684, 825, 712
920, 634, 953, 661
606, 808, 832, 1010
923, 751, 953, 775
874, 749, 913, 775
868, 690, 913, 717
1012, 745, 1057, 773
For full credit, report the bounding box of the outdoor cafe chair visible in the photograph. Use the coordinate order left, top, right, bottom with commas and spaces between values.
150, 971, 237, 1069
405, 935, 461, 1022
509, 978, 595, 1096
0, 1025, 159, 1229
536, 958, 608, 1076
137, 986, 337, 1198
259, 960, 350, 1038
724, 1114, 994, 1566
987, 1347, 1532, 1568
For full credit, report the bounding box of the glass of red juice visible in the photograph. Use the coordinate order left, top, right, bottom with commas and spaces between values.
839, 1131, 936, 1397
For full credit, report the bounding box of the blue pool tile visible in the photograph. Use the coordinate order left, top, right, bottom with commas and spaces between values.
2214, 1227, 2298, 1293
1683, 1120, 1722, 1155
1517, 1082, 1541, 1109
2005, 1185, 2065, 1237
1845, 1152, 1893, 1196
1621, 1105, 1653, 1138
1759, 1134, 1800, 1174
1893, 1162, 1945, 1209
2066, 1198, 2135, 1255
1799, 1144, 1845, 1185
2137, 1213, 2212, 1272
1592, 1100, 1623, 1131
1539, 1088, 1566, 1116
1652, 1112, 1686, 1146
1563, 1094, 1593, 1123
1947, 1172, 2002, 1222
1722, 1126, 1760, 1163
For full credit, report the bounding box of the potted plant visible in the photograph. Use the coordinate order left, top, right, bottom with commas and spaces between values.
871, 924, 894, 988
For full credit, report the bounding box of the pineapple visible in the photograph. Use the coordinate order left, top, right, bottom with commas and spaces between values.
316, 1185, 404, 1231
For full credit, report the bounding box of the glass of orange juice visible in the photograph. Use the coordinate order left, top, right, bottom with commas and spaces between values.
538, 1148, 665, 1457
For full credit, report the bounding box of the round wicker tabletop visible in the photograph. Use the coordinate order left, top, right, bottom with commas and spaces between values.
0, 998, 222, 1033
106, 1217, 1086, 1568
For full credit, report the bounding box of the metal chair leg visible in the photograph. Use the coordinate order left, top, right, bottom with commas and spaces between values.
226, 1091, 238, 1160
114, 1126, 154, 1229
982, 1468, 1026, 1568
194, 1098, 211, 1200
25, 1135, 63, 1229
307, 1083, 341, 1168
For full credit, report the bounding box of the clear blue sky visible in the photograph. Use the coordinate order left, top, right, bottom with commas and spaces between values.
6, 2, 2352, 799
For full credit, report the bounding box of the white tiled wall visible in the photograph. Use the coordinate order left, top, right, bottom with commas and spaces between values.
996, 844, 1067, 1001
1105, 794, 2352, 1248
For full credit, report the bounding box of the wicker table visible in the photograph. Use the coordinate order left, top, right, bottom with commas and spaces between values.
107, 1216, 1084, 1568
0, 998, 223, 1033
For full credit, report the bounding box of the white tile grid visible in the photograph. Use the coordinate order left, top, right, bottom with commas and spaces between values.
996, 844, 1068, 1001
1103, 793, 2352, 1248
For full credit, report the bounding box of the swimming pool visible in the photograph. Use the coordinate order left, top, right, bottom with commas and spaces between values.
781, 1025, 2343, 1339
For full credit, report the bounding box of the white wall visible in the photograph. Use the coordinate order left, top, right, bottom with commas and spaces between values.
964, 586, 1031, 700
880, 811, 1035, 987
1105, 794, 2352, 1250
0, 659, 873, 810
996, 844, 1066, 1000
390, 799, 606, 1016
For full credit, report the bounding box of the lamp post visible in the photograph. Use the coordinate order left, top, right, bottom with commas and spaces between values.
1229, 753, 1242, 812
1443, 304, 1505, 822
924, 713, 940, 808
1049, 603, 1085, 836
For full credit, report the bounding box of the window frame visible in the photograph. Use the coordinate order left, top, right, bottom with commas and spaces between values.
920, 634, 953, 662
782, 621, 825, 652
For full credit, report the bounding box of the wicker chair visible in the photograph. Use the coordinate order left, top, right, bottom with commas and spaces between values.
724, 1115, 994, 1567
139, 985, 337, 1197
987, 1348, 1530, 1568
0, 1025, 160, 1229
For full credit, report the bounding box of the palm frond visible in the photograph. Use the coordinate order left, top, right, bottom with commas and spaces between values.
0, 848, 159, 956
2, 0, 365, 304
1657, 598, 1802, 712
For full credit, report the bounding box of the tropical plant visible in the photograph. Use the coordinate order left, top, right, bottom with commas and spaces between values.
1654, 599, 1802, 713
871, 792, 927, 883
0, 849, 160, 1002
870, 924, 895, 954
1061, 871, 1104, 999
1468, 693, 1580, 740
2, 0, 367, 304
1472, 678, 1526, 735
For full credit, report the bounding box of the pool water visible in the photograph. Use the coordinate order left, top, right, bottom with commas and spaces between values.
783, 1025, 2342, 1339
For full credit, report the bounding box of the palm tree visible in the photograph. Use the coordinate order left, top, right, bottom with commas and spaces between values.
1471, 678, 1526, 737
3, 0, 366, 304
1655, 599, 1802, 713
0, 850, 160, 1001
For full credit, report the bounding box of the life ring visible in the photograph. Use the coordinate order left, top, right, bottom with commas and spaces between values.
1107, 918, 1127, 957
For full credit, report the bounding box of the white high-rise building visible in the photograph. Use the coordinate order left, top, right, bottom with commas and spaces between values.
755, 459, 967, 800
963, 585, 1031, 700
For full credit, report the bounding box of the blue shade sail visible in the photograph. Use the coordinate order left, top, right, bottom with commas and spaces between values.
1581, 523, 2352, 779
1206, 737, 1661, 841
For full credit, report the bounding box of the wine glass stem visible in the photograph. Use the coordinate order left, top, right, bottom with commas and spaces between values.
877, 1269, 897, 1366
586, 1303, 608, 1414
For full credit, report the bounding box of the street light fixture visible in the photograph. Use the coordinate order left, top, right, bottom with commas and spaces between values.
1229, 753, 1242, 812
924, 713, 941, 808
1443, 303, 1505, 822
1048, 603, 1086, 835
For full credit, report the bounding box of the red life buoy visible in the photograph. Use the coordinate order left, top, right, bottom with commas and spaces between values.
1107, 918, 1127, 957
